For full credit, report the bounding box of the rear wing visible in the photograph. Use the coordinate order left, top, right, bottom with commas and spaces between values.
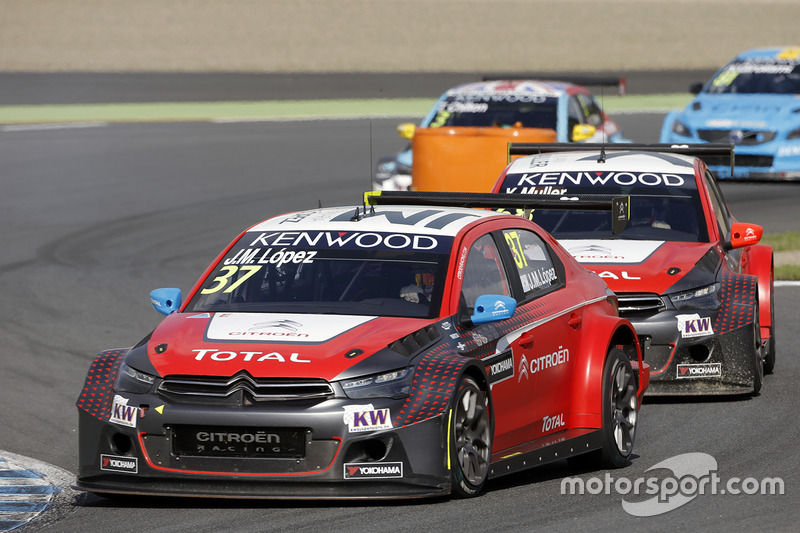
481, 75, 626, 96
364, 190, 632, 235
506, 142, 735, 178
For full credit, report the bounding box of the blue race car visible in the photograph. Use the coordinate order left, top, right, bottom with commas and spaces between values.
660, 46, 800, 180
374, 78, 629, 191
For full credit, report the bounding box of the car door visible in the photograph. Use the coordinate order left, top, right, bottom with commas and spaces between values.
495, 227, 582, 441
452, 231, 532, 451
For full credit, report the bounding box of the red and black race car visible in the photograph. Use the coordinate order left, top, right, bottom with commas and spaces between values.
75, 195, 648, 499
491, 144, 775, 395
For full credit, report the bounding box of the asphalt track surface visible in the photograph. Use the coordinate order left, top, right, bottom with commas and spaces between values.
1, 73, 799, 532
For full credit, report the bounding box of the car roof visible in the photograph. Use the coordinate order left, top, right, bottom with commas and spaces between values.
249, 205, 505, 238
734, 46, 800, 61
443, 80, 572, 98
505, 150, 699, 176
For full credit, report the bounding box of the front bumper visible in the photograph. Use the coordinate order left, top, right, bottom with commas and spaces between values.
75, 395, 451, 499
662, 130, 800, 180
628, 310, 759, 395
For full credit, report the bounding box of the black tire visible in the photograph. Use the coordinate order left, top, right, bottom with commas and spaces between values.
450, 375, 491, 498
764, 287, 776, 375
599, 348, 638, 468
567, 348, 637, 470
752, 304, 764, 395
764, 330, 776, 375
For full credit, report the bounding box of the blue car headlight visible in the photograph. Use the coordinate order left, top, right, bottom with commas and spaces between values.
786, 126, 800, 141
669, 283, 721, 311
341, 367, 414, 399
671, 119, 691, 137
115, 362, 156, 394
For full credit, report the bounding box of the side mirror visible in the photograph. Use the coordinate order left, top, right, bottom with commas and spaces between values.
150, 288, 182, 315
726, 222, 763, 250
397, 122, 416, 140
571, 124, 596, 142
689, 82, 704, 95
471, 294, 517, 325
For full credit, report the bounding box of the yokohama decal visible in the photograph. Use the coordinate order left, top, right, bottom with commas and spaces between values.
100, 454, 138, 474
677, 363, 722, 379
344, 462, 403, 479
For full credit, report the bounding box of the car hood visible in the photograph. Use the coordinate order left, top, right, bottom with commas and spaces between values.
141, 312, 435, 381
560, 239, 717, 294
684, 94, 800, 130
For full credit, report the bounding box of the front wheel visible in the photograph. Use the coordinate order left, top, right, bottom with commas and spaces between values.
764, 287, 776, 375
450, 376, 491, 498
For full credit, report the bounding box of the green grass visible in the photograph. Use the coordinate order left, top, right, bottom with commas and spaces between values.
775, 264, 800, 280
762, 232, 800, 281
760, 232, 800, 252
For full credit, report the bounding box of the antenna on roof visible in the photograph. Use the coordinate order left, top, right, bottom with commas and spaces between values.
369, 121, 374, 194
598, 83, 607, 163
318, 199, 322, 209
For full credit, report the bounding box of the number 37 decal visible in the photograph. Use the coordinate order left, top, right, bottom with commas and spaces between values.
200, 265, 261, 295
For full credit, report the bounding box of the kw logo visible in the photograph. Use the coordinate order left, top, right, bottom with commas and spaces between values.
343, 404, 393, 433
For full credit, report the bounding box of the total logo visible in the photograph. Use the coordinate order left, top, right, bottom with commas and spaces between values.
596, 271, 642, 280
542, 413, 565, 433
344, 462, 403, 479
192, 349, 310, 363
100, 454, 138, 474
677, 363, 722, 379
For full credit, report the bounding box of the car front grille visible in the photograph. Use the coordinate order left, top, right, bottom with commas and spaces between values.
616, 293, 665, 316
731, 154, 775, 168
701, 153, 775, 169
158, 371, 334, 404
697, 129, 776, 146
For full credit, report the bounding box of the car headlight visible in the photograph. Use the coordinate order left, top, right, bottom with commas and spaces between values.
671, 119, 691, 137
341, 367, 414, 399
786, 127, 800, 141
669, 283, 721, 311
115, 362, 156, 394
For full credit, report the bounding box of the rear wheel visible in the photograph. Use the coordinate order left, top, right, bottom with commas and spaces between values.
567, 348, 637, 470
600, 348, 638, 467
450, 376, 491, 498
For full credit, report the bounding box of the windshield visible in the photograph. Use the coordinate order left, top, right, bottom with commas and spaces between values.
706, 59, 800, 94
186, 231, 451, 318
498, 174, 708, 242
428, 95, 558, 129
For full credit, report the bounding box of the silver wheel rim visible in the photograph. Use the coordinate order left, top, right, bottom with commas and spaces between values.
611, 362, 637, 456
454, 384, 491, 487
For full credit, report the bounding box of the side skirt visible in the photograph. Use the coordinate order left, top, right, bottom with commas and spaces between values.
488, 428, 603, 480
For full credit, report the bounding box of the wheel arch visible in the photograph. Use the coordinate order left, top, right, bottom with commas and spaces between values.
747, 243, 774, 334
459, 362, 495, 426
569, 314, 641, 429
